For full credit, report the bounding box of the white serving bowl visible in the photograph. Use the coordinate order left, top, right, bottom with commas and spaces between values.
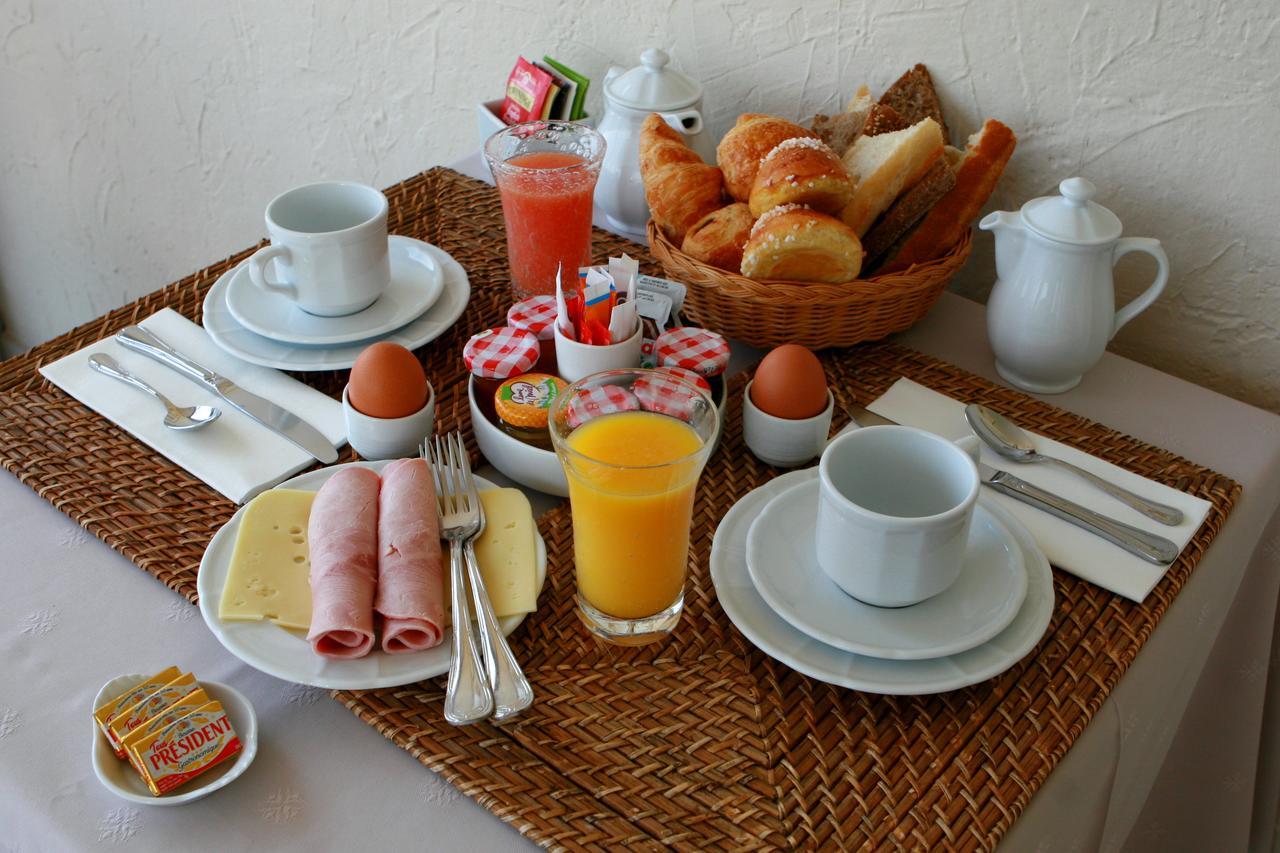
468, 374, 727, 498
91, 674, 258, 806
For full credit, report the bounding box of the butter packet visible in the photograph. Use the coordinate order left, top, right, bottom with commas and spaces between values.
92, 667, 181, 743
106, 672, 199, 758
121, 688, 210, 776
130, 700, 242, 796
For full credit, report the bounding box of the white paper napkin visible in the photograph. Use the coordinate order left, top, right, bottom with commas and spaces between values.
862, 378, 1212, 602
39, 308, 347, 504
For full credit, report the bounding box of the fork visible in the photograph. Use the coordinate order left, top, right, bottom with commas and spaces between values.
425, 435, 492, 725
450, 432, 534, 721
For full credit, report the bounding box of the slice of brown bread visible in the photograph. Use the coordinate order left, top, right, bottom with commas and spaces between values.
862, 103, 909, 137
862, 158, 957, 267
880, 64, 949, 141
811, 87, 874, 156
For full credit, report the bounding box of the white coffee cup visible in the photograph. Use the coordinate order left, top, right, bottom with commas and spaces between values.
815, 425, 980, 607
248, 181, 391, 317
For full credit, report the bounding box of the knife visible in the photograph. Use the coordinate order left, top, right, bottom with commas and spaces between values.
841, 401, 1179, 565
116, 325, 339, 464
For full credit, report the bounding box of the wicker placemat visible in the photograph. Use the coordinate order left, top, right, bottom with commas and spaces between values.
0, 167, 1239, 851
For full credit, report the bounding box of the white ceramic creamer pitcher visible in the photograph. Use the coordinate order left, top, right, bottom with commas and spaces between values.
980, 177, 1169, 394
595, 48, 713, 235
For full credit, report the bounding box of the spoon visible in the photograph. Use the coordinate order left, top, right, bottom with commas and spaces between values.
964, 403, 1184, 527
88, 354, 222, 431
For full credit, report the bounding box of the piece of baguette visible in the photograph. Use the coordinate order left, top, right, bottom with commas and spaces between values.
880, 118, 1017, 273
862, 158, 958, 266
839, 117, 944, 236
879, 63, 949, 141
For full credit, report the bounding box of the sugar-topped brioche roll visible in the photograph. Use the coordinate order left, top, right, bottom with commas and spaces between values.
749, 137, 855, 218
741, 204, 864, 283
717, 114, 819, 202
681, 202, 755, 273
640, 113, 725, 244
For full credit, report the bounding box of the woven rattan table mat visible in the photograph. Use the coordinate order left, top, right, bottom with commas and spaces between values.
0, 167, 1239, 850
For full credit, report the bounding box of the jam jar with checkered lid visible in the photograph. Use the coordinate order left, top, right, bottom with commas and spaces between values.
654, 326, 729, 407
507, 295, 559, 376
463, 327, 540, 423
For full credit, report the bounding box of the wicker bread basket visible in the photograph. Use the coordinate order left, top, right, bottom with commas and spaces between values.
647, 221, 972, 349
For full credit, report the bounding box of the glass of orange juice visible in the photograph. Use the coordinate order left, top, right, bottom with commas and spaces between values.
549, 369, 719, 645
483, 121, 606, 300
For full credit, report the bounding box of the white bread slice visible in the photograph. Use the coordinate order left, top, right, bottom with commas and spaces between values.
839, 117, 944, 236
845, 84, 873, 115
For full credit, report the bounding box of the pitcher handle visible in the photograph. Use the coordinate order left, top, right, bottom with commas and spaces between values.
1111, 237, 1168, 339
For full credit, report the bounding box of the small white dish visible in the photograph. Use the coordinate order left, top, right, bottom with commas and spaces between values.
197, 462, 546, 689
91, 675, 258, 806
746, 479, 1027, 660
467, 374, 729, 498
710, 467, 1055, 695
226, 236, 444, 346
343, 382, 435, 460
553, 322, 643, 383
741, 381, 834, 468
202, 239, 469, 372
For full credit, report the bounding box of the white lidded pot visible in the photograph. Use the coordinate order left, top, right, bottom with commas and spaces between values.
595, 48, 713, 235
980, 177, 1169, 394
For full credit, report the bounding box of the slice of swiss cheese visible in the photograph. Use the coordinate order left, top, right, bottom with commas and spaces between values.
473, 488, 538, 618
219, 489, 316, 630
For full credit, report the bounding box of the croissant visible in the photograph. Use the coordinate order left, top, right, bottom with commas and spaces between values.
748, 137, 855, 217
716, 114, 819, 202
640, 114, 725, 244
681, 203, 754, 273
740, 204, 864, 283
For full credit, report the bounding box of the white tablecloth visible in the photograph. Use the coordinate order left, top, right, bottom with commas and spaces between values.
4, 156, 1280, 851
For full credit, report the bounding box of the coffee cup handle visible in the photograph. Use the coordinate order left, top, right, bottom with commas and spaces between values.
247, 245, 296, 299
953, 434, 981, 464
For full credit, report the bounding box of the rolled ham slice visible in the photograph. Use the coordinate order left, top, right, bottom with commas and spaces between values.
375, 458, 446, 653
306, 466, 380, 658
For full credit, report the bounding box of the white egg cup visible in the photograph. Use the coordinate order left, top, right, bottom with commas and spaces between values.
342, 381, 435, 460
553, 322, 643, 383
741, 381, 834, 468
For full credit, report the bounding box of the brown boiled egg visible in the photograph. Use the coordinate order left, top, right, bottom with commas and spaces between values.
750, 344, 828, 419
347, 342, 429, 419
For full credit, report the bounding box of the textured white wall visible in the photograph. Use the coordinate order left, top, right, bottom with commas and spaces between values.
2, 0, 1278, 409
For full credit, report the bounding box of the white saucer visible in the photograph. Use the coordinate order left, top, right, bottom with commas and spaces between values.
711, 468, 1054, 695
197, 461, 545, 690
746, 479, 1027, 660
224, 236, 444, 346
202, 240, 469, 372
91, 675, 258, 805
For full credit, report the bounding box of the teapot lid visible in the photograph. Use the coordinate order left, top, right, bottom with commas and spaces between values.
605, 48, 703, 111
1021, 177, 1122, 245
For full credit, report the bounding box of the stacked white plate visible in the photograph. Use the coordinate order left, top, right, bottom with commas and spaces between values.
202, 236, 470, 371
710, 467, 1055, 695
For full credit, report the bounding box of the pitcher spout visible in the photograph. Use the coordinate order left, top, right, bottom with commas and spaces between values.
980, 210, 1024, 280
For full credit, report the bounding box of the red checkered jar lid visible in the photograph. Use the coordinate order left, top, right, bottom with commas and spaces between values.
462, 327, 539, 380
565, 384, 641, 428
506, 296, 558, 341
656, 365, 711, 394
633, 370, 708, 420
654, 327, 729, 377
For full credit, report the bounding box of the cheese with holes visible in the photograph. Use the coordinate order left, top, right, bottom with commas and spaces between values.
472, 488, 538, 617
219, 489, 316, 630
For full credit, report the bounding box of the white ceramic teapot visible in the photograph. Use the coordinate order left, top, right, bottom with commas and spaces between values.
595, 48, 713, 235
980, 177, 1169, 394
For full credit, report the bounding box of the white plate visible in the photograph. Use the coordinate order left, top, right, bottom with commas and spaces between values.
746, 479, 1027, 660
202, 239, 469, 371
224, 236, 445, 346
711, 468, 1054, 695
91, 675, 258, 806
197, 461, 546, 689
